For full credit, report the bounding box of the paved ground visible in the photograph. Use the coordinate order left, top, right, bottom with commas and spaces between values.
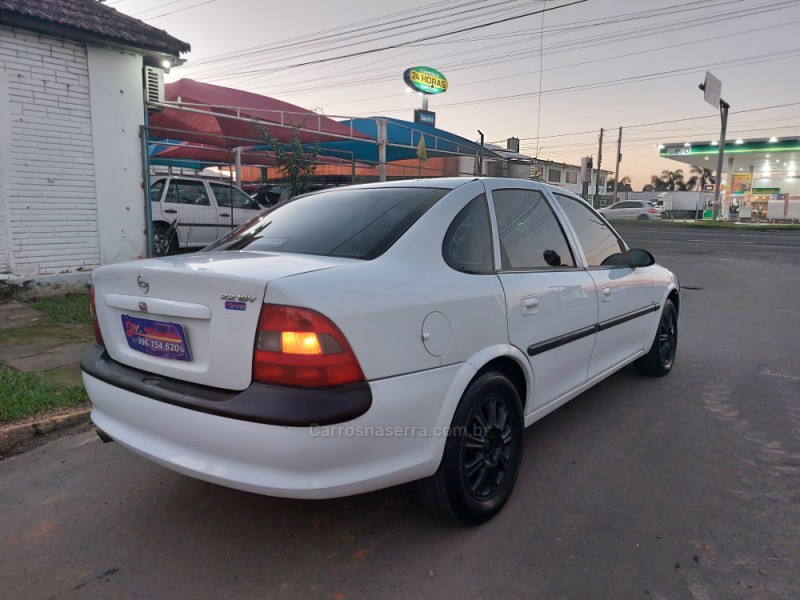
1, 224, 799, 599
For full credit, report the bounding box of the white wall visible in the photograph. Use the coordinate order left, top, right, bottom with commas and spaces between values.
0, 26, 149, 282
0, 70, 10, 273
87, 46, 147, 265
0, 25, 99, 277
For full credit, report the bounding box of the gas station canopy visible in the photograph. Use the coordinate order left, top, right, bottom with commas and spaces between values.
660, 137, 800, 179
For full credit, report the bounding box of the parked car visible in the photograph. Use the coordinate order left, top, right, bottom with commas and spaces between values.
250, 184, 290, 207
149, 176, 263, 255
83, 178, 679, 525
598, 200, 663, 220
250, 183, 344, 208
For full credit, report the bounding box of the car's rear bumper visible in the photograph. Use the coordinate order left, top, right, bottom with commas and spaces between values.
81, 345, 371, 427
82, 361, 460, 499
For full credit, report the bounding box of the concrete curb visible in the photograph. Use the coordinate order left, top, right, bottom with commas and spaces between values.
0, 406, 93, 456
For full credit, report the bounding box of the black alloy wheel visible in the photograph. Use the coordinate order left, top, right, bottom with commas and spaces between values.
417, 371, 524, 525
635, 299, 678, 376
463, 395, 515, 501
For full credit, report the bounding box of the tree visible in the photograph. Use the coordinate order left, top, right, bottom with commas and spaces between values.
649, 174, 669, 191
642, 184, 656, 192
650, 169, 688, 191
608, 175, 633, 192
254, 121, 319, 198
685, 166, 715, 191
274, 133, 319, 197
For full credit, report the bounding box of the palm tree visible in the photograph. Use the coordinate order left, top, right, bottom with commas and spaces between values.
650, 174, 669, 191
686, 166, 715, 191
659, 169, 688, 191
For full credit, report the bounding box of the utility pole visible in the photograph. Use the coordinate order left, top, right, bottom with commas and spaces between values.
613, 127, 622, 204
477, 129, 485, 176
593, 128, 604, 208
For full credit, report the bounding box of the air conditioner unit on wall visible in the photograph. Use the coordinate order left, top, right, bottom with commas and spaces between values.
144, 66, 164, 107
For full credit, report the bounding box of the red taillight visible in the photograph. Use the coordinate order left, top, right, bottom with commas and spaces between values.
253, 304, 364, 388
648, 208, 659, 213
89, 286, 104, 346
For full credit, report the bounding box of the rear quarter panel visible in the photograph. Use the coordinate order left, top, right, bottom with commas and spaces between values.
263, 180, 510, 381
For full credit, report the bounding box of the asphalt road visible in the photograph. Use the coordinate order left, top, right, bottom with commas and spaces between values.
2, 223, 799, 600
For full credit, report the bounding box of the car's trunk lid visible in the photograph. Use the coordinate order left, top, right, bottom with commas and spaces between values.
92, 251, 355, 390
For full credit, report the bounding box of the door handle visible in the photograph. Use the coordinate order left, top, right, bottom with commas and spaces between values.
521, 296, 539, 316
601, 287, 611, 302
164, 209, 177, 214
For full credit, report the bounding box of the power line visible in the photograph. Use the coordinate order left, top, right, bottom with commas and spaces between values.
190, 0, 749, 84
142, 0, 218, 21
280, 16, 799, 108
229, 0, 794, 101
355, 48, 800, 115
197, 0, 588, 76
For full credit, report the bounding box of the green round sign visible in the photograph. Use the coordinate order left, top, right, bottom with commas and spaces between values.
403, 66, 448, 95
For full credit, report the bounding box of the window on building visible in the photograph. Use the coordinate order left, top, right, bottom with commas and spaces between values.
565, 171, 578, 184
547, 168, 562, 183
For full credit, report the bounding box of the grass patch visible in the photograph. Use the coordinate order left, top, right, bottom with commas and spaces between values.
0, 366, 88, 423
32, 293, 91, 325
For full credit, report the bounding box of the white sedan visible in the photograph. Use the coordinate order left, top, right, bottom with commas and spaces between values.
83, 178, 679, 525
598, 200, 664, 220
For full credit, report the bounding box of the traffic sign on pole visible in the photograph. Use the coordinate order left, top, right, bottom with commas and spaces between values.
704, 71, 722, 109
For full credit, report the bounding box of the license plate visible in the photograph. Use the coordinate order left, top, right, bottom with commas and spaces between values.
121, 315, 192, 361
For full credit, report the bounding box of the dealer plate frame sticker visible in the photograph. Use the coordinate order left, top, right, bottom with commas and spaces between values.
121, 315, 192, 361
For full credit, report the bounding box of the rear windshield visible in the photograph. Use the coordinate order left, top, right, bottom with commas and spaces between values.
203, 187, 448, 260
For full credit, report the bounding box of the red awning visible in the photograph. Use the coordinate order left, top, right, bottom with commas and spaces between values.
148, 78, 368, 147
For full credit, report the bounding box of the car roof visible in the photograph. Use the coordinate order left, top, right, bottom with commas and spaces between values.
300, 177, 580, 195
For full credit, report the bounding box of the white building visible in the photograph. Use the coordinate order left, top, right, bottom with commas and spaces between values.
0, 0, 188, 294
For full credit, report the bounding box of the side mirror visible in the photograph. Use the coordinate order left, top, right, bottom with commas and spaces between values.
626, 248, 655, 268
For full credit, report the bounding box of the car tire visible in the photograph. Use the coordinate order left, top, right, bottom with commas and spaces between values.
154, 223, 178, 257
417, 371, 524, 525
635, 299, 678, 376
637, 214, 649, 220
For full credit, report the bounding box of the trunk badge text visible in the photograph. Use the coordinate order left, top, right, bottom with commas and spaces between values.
221, 294, 256, 303
137, 275, 149, 294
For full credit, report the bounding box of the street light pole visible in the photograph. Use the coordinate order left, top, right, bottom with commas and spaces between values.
699, 82, 729, 222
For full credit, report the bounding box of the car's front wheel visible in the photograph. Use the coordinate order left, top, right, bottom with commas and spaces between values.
635, 299, 678, 376
417, 371, 524, 525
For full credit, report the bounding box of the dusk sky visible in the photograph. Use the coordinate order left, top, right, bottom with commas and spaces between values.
110, 0, 800, 188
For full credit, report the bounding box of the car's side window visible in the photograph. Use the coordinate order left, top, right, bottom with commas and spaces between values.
492, 188, 575, 270
211, 184, 256, 209
442, 194, 494, 274
165, 180, 210, 205
553, 193, 625, 267
149, 180, 165, 202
